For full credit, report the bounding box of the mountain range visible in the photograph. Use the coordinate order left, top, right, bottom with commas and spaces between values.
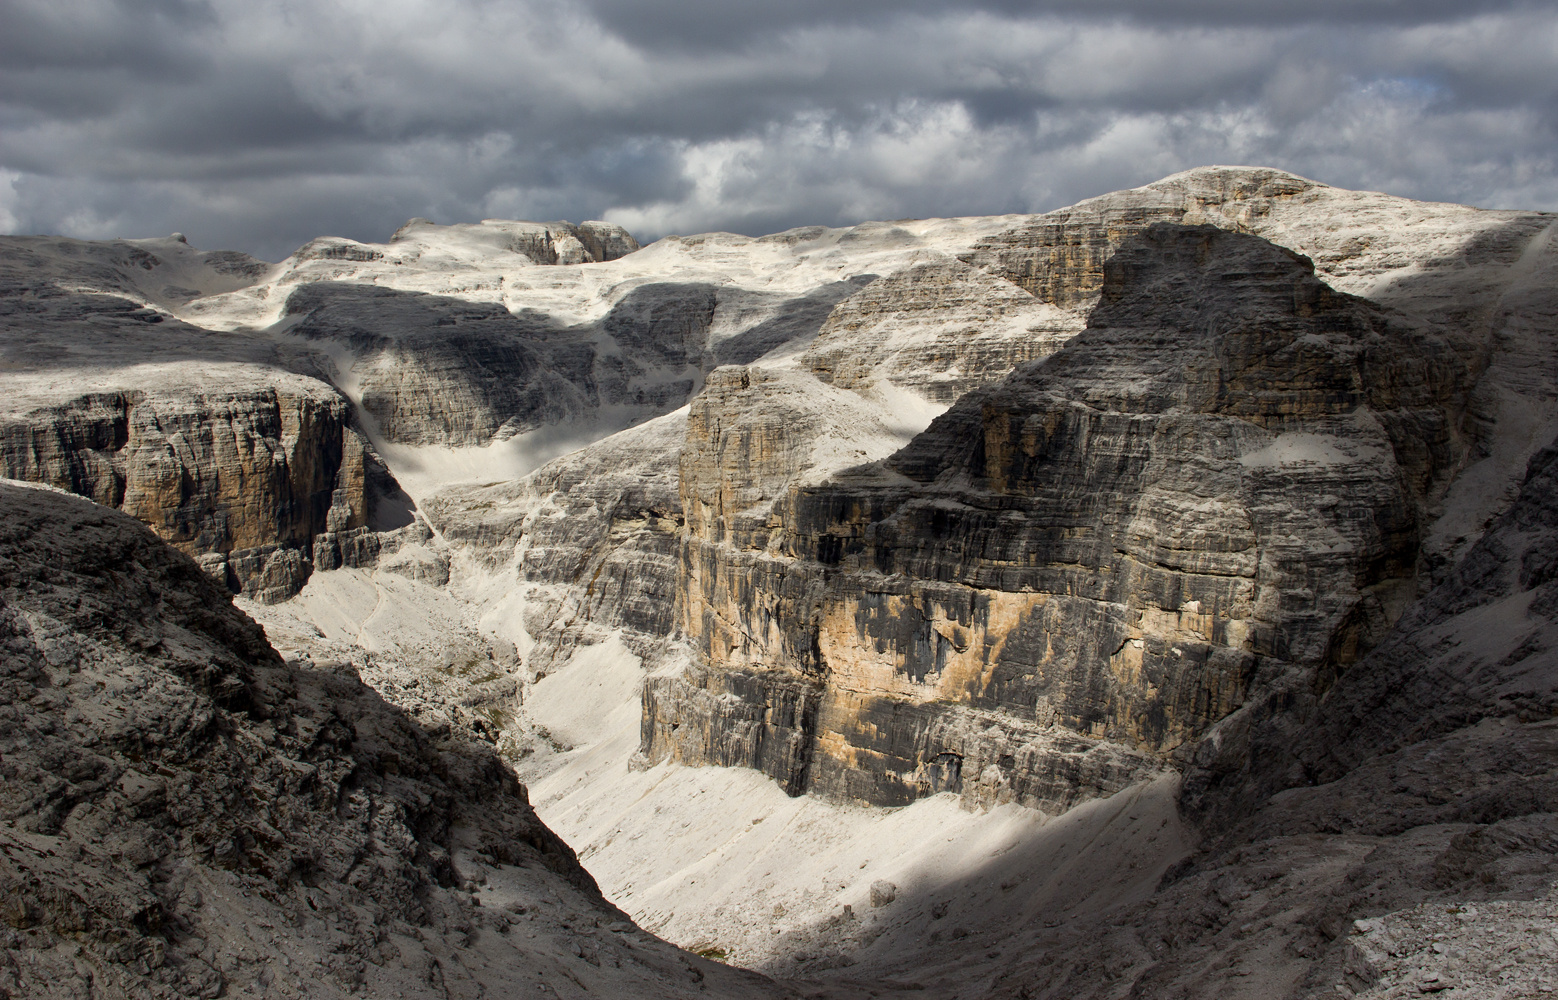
2, 166, 1555, 999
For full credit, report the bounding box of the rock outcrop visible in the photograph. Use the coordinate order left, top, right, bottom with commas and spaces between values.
959, 166, 1558, 574
3, 168, 1557, 1000
424, 409, 688, 675
0, 481, 786, 1000
281, 282, 600, 447
0, 280, 413, 603
1184, 430, 1558, 829
0, 232, 272, 310
650, 224, 1468, 811
386, 218, 640, 265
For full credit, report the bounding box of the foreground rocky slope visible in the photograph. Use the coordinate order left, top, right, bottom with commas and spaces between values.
0, 481, 786, 999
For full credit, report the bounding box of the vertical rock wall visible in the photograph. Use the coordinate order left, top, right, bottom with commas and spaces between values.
1, 385, 381, 602
649, 224, 1470, 811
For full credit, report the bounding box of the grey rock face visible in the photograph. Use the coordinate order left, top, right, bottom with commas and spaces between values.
425, 410, 687, 677
575, 220, 643, 263
802, 256, 1074, 403
959, 166, 1558, 576
0, 170, 1555, 999
0, 482, 784, 1000
1183, 433, 1558, 828
981, 430, 1558, 1000
283, 282, 597, 446
0, 233, 272, 310
0, 375, 384, 603
0, 209, 1046, 621
0, 263, 423, 603
655, 224, 1468, 810
957, 167, 1319, 308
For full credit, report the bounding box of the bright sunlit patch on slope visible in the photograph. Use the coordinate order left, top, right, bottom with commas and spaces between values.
524, 633, 645, 750
528, 660, 1188, 979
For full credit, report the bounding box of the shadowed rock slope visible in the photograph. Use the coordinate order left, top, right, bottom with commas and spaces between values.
0, 481, 787, 1000
969, 434, 1558, 1000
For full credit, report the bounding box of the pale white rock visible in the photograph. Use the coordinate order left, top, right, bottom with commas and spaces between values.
802, 254, 1077, 402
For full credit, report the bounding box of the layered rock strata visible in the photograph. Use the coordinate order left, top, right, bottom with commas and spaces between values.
424, 409, 687, 676
650, 224, 1468, 811
6, 167, 1555, 813
1184, 431, 1558, 828
801, 256, 1077, 403
959, 166, 1558, 574
0, 291, 406, 602
981, 430, 1558, 1000
281, 282, 601, 447
0, 481, 786, 1000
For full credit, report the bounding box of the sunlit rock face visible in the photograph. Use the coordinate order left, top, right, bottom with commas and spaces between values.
0, 290, 395, 603
2, 167, 1554, 803
639, 168, 1558, 817
1, 168, 1557, 998
385, 218, 641, 266
650, 223, 1470, 811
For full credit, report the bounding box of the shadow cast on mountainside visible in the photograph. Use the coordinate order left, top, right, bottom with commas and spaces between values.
0, 480, 793, 999
0, 285, 292, 374
284, 279, 884, 450
1365, 212, 1557, 337
749, 777, 1187, 999
711, 276, 879, 367
661, 219, 1558, 996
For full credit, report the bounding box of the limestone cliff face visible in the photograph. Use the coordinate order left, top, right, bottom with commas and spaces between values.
0, 382, 388, 602
958, 167, 1319, 308
650, 224, 1469, 810
960, 166, 1558, 576
280, 279, 729, 448
0, 232, 272, 310
0, 248, 421, 605
282, 282, 596, 446
1183, 429, 1558, 828
424, 411, 687, 675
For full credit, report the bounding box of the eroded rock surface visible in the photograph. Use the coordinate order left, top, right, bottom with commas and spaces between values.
425, 409, 687, 674
965, 430, 1558, 1000
0, 280, 414, 602
3, 168, 1557, 1000
801, 256, 1075, 403
651, 224, 1469, 812
0, 481, 788, 1000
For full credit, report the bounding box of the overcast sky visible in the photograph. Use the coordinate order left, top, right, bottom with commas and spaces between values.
2, 0, 1555, 260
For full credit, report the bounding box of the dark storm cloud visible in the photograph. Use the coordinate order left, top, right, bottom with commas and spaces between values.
577, 0, 1542, 49
1, 0, 1555, 260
